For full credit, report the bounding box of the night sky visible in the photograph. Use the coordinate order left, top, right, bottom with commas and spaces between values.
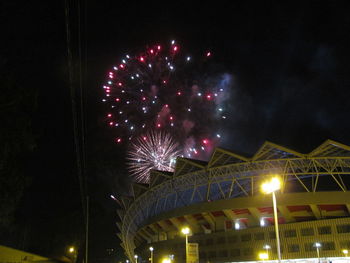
2, 1, 350, 262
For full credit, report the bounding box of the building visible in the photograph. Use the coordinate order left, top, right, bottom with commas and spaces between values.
0, 245, 68, 263
117, 140, 350, 263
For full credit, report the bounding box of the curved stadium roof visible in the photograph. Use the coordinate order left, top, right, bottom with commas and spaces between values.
117, 139, 350, 260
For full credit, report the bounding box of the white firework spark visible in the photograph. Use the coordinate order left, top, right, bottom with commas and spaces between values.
127, 131, 181, 183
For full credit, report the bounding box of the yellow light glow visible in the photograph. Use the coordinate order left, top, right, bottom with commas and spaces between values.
259, 252, 269, 260
161, 258, 171, 263
261, 177, 281, 194
181, 227, 190, 235
343, 249, 349, 255
149, 246, 154, 252
68, 247, 75, 253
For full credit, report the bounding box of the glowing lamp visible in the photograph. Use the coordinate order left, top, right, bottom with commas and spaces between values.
261, 177, 281, 194
181, 227, 190, 235
263, 245, 271, 250
259, 252, 268, 260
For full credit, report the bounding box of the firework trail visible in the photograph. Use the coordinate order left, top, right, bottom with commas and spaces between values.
126, 131, 181, 183
102, 40, 232, 160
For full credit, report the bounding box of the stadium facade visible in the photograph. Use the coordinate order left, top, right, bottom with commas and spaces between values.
117, 140, 350, 263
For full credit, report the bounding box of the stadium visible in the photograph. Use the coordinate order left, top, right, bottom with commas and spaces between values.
117, 139, 350, 263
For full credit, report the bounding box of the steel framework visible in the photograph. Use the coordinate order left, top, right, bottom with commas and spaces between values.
117, 139, 350, 261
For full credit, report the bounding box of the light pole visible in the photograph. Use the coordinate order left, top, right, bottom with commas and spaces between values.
314, 242, 321, 263
259, 252, 269, 262
181, 227, 190, 263
67, 246, 77, 263
149, 247, 154, 263
161, 258, 171, 263
261, 177, 282, 263
263, 244, 271, 260
134, 254, 138, 263
343, 249, 349, 263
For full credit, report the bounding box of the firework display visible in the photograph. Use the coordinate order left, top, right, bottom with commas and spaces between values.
102, 40, 232, 180
126, 131, 181, 182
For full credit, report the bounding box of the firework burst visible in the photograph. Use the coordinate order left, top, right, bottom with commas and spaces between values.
126, 130, 181, 183
102, 39, 232, 160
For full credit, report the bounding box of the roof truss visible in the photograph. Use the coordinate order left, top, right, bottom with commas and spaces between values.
253, 141, 304, 160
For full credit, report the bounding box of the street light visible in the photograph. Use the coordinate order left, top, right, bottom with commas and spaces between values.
68, 247, 75, 253
134, 254, 138, 263
261, 177, 282, 263
149, 247, 154, 263
314, 242, 322, 263
161, 258, 171, 263
181, 227, 191, 263
263, 244, 271, 259
67, 246, 78, 263
259, 252, 269, 261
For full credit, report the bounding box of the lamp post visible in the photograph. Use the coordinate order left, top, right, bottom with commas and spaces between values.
161, 258, 171, 263
259, 252, 269, 262
314, 242, 321, 263
181, 227, 190, 263
149, 247, 154, 263
263, 244, 271, 260
67, 246, 77, 263
134, 254, 138, 263
343, 249, 349, 263
261, 177, 282, 263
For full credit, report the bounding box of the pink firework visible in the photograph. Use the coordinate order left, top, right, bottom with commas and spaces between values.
102, 39, 232, 160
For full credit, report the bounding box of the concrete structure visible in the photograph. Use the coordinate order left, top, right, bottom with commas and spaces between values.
0, 245, 66, 263
117, 140, 350, 263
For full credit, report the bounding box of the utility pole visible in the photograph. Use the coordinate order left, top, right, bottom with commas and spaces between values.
85, 196, 89, 263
